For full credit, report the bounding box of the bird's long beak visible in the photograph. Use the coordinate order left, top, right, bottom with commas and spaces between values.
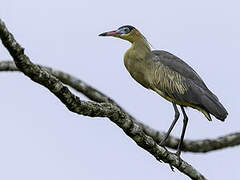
99, 30, 121, 37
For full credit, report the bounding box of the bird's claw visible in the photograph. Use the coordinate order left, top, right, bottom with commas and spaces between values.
159, 142, 168, 152
175, 151, 183, 167
175, 150, 181, 157
169, 164, 175, 172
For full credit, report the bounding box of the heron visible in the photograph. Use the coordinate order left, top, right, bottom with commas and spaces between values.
99, 25, 228, 156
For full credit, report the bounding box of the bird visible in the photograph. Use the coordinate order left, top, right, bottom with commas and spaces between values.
99, 25, 228, 156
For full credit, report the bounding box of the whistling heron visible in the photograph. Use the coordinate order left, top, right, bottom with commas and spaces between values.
99, 25, 228, 156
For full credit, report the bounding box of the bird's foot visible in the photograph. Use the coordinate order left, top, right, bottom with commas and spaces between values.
168, 164, 175, 172
159, 138, 167, 147
159, 142, 176, 171
175, 150, 181, 157
175, 150, 183, 167
159, 142, 168, 152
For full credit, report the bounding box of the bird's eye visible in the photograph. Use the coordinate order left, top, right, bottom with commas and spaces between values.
123, 28, 129, 33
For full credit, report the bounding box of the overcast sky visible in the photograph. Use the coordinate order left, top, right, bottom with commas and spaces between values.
0, 0, 239, 179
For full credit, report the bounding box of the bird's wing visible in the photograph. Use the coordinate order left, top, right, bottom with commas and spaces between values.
150, 50, 227, 120
151, 50, 209, 91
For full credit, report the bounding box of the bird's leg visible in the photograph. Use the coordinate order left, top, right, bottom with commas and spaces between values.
159, 103, 180, 146
176, 106, 189, 157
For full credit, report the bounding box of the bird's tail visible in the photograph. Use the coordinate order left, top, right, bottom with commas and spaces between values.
201, 92, 228, 121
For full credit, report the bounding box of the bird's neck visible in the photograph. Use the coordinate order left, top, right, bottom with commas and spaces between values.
124, 37, 151, 62
133, 37, 151, 49
131, 37, 151, 57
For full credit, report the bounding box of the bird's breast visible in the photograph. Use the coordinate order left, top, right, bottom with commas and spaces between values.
124, 50, 153, 89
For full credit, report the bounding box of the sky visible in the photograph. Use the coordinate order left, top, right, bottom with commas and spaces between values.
0, 0, 239, 179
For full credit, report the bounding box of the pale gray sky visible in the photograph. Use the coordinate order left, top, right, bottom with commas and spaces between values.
0, 0, 239, 179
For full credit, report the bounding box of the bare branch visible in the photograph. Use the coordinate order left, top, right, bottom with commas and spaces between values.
1, 60, 239, 153
0, 19, 208, 179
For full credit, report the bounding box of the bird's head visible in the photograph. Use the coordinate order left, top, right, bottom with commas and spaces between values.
99, 25, 143, 43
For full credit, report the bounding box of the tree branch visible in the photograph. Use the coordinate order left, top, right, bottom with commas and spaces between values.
0, 19, 208, 179
1, 60, 239, 153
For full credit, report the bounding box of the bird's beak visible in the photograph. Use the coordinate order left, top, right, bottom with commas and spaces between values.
99, 30, 121, 37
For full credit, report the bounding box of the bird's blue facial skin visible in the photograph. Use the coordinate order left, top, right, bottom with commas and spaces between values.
118, 27, 131, 35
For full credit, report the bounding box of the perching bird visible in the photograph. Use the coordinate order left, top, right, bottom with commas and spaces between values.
99, 25, 228, 156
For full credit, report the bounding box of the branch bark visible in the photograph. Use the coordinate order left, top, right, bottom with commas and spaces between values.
1, 60, 239, 153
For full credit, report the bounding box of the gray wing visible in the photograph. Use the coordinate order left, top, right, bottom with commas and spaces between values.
151, 50, 228, 120
152, 50, 209, 91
